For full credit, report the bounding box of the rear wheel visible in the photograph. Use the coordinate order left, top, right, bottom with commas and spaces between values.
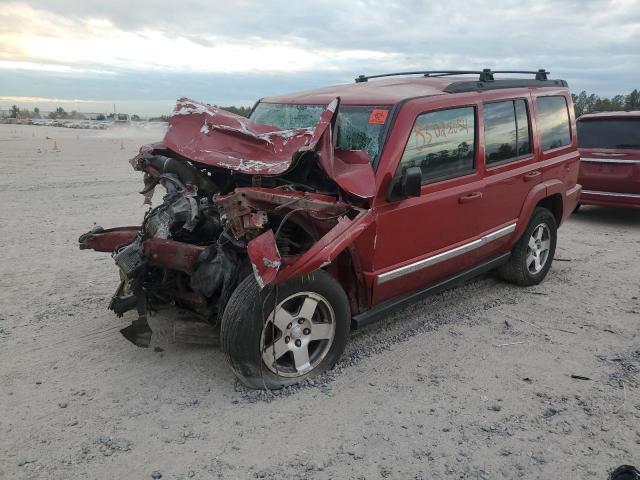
498, 207, 557, 286
221, 270, 350, 389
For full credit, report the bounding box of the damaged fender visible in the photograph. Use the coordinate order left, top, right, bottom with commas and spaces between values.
247, 209, 375, 288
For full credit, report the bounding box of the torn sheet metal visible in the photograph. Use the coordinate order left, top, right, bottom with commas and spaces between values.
246, 208, 375, 287
302, 98, 376, 199
78, 226, 140, 252
142, 238, 204, 274
164, 98, 315, 176
247, 229, 282, 289
162, 98, 376, 199
214, 187, 349, 238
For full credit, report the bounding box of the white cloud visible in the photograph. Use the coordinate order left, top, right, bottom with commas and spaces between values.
0, 3, 397, 74
0, 0, 638, 102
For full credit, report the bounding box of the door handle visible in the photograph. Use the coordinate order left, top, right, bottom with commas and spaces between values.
458, 191, 483, 203
523, 171, 541, 182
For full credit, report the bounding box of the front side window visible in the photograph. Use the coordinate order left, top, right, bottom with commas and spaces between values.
536, 96, 571, 150
398, 106, 476, 184
484, 99, 531, 165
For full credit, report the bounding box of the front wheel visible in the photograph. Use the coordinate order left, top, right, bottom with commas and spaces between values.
220, 270, 350, 390
498, 207, 557, 286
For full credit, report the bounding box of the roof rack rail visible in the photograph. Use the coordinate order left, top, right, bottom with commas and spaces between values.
354, 68, 549, 83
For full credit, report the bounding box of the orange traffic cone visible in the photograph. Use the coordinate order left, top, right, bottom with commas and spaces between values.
53, 140, 60, 151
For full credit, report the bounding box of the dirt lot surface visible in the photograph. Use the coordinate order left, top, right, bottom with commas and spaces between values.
1, 124, 639, 479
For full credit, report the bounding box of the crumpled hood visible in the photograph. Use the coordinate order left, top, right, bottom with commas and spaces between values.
162, 97, 376, 199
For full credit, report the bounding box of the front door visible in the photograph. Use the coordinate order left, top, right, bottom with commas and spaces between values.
371, 103, 485, 305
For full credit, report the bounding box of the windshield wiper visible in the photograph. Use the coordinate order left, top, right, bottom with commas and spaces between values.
615, 143, 640, 148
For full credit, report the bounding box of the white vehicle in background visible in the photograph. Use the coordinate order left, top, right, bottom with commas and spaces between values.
115, 113, 131, 124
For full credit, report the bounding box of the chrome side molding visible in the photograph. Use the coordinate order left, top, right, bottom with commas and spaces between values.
376, 223, 517, 285
581, 158, 640, 164
582, 190, 640, 199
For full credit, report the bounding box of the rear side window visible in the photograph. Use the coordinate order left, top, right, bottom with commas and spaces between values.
536, 96, 571, 150
483, 99, 531, 164
398, 106, 476, 184
577, 119, 640, 149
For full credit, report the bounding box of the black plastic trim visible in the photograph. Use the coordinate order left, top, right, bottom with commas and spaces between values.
351, 253, 511, 330
444, 79, 568, 94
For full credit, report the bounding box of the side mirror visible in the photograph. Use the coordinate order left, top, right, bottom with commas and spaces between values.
388, 166, 422, 201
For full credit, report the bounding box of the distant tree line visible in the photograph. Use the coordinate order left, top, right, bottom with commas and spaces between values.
148, 105, 252, 122
572, 89, 639, 117
9, 92, 635, 123
1, 106, 147, 121
219, 105, 252, 117
5, 105, 42, 119
3, 105, 86, 120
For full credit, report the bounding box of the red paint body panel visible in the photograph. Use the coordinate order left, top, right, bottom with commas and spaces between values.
262, 77, 450, 106
142, 239, 204, 274
78, 227, 140, 252
164, 98, 375, 199
366, 86, 579, 308
166, 98, 310, 175
247, 230, 282, 288
275, 210, 375, 284
577, 112, 640, 208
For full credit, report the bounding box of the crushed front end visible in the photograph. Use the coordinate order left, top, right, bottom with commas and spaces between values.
79, 97, 376, 347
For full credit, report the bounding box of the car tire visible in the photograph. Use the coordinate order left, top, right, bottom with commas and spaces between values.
497, 207, 557, 287
220, 270, 350, 390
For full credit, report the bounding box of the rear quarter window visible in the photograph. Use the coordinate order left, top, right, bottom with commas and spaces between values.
536, 96, 571, 151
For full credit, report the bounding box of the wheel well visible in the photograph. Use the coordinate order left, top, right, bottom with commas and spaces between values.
326, 249, 368, 316
536, 194, 563, 225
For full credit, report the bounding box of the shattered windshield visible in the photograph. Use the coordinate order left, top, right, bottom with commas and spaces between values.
251, 102, 390, 162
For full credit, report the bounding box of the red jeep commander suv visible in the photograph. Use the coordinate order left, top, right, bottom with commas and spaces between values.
79, 69, 581, 389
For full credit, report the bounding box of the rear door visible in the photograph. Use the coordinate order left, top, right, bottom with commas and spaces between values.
476, 94, 540, 260
533, 93, 580, 193
370, 98, 485, 305
577, 117, 640, 195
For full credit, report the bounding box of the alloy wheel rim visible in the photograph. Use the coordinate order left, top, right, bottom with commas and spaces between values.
261, 292, 336, 378
526, 223, 551, 274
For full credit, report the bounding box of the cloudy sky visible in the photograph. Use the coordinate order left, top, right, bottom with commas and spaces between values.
0, 0, 638, 115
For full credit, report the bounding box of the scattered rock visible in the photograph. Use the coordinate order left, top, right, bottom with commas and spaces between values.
151, 471, 162, 479
58, 402, 68, 408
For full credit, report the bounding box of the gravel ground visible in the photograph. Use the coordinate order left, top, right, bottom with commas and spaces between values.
1, 124, 639, 479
